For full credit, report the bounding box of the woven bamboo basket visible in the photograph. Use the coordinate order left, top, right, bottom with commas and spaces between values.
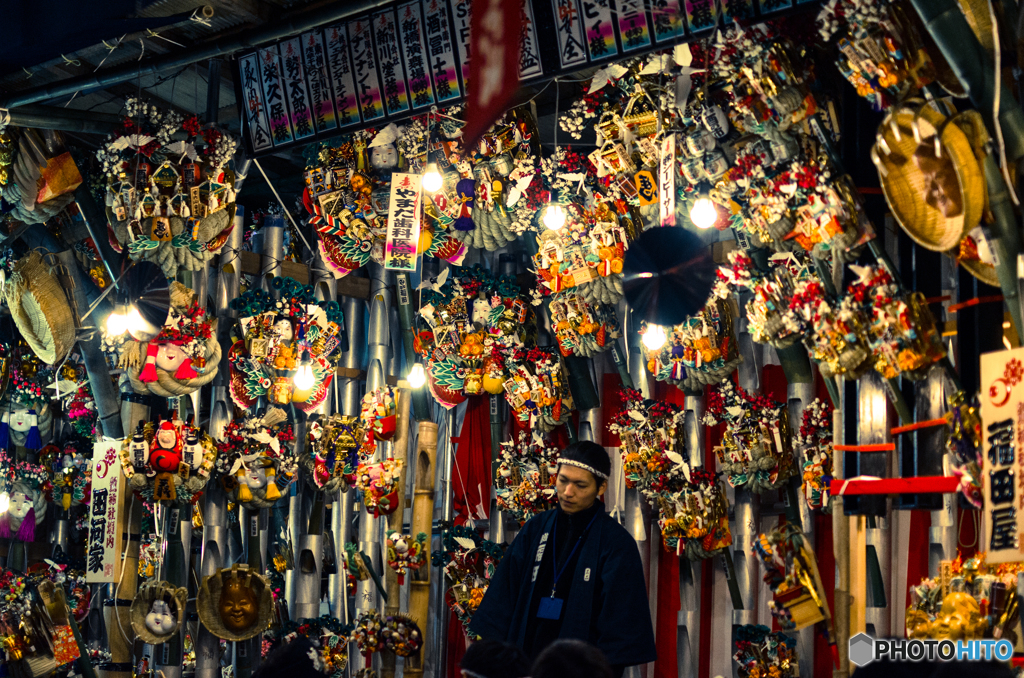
3, 251, 75, 365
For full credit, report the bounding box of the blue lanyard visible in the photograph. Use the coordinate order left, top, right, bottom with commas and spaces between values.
549, 513, 598, 598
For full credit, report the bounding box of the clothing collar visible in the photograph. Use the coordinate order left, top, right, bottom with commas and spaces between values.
557, 498, 604, 526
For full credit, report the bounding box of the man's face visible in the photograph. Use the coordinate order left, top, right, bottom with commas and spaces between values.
555, 464, 605, 514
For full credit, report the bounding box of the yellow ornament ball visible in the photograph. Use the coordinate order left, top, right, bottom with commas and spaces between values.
483, 373, 505, 394
417, 229, 434, 253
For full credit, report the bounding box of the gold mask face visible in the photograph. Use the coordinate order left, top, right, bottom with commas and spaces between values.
218, 579, 258, 632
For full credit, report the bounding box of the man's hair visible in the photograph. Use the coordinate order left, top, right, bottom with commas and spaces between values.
461, 639, 530, 678
532, 640, 613, 678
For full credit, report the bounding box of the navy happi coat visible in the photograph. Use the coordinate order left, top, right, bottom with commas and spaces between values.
469, 501, 657, 666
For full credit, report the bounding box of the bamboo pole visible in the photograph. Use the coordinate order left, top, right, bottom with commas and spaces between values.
379, 389, 411, 678
833, 408, 850, 678
404, 422, 437, 678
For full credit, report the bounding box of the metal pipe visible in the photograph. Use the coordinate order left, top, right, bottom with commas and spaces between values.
787, 381, 816, 678
195, 485, 228, 678
258, 214, 285, 292
1, 1, 394, 108
156, 506, 188, 678
396, 271, 430, 420
2, 106, 122, 134
206, 59, 222, 125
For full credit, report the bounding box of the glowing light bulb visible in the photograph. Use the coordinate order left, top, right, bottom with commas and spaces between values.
106, 310, 128, 336
408, 363, 426, 389
0, 492, 10, 514
642, 324, 667, 351
543, 203, 566, 231
422, 163, 444, 193
689, 197, 718, 230
294, 361, 315, 390
125, 305, 147, 334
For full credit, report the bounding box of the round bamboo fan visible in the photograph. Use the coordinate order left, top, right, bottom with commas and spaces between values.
3, 251, 75, 365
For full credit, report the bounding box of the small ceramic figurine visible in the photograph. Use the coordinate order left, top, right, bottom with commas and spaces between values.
150, 420, 183, 474
145, 600, 176, 635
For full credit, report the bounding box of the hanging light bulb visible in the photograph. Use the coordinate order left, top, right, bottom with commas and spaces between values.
407, 363, 426, 389
294, 352, 316, 390
689, 196, 718, 230
0, 492, 10, 514
543, 203, 566, 231
106, 309, 128, 336
422, 163, 444, 193
125, 305, 147, 334
642, 324, 667, 351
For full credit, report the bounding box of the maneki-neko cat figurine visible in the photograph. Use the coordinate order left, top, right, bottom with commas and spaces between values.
227, 278, 342, 413
118, 416, 216, 504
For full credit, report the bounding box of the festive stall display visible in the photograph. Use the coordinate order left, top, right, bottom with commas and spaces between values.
732, 625, 798, 678
416, 265, 534, 406
214, 408, 297, 507
643, 294, 740, 390
354, 459, 403, 518
97, 98, 239, 279
705, 381, 796, 493
197, 564, 274, 642
227, 278, 342, 412
610, 387, 731, 559
118, 415, 217, 504
494, 431, 558, 525
754, 524, 834, 634
432, 526, 504, 630
304, 415, 361, 493
38, 442, 91, 511
385, 531, 428, 585
907, 554, 1021, 642
358, 385, 397, 453
794, 399, 834, 513
501, 347, 573, 432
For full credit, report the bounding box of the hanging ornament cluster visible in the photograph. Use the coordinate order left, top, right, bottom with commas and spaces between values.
907, 554, 1022, 642
732, 624, 798, 678
0, 449, 48, 542
385, 531, 428, 585
754, 524, 834, 635
416, 264, 534, 407
705, 382, 796, 493
227, 277, 342, 412
352, 610, 384, 661
643, 294, 740, 391
106, 282, 219, 398
432, 526, 504, 630
381, 614, 422, 657
119, 415, 217, 504
358, 385, 397, 455
609, 388, 731, 559
271, 616, 353, 678
793, 399, 834, 513
1, 347, 54, 453
354, 458, 402, 518
549, 295, 621, 359
494, 431, 559, 525
38, 442, 91, 512
214, 408, 297, 507
945, 393, 982, 508
304, 415, 362, 493
97, 97, 239, 279
500, 347, 573, 432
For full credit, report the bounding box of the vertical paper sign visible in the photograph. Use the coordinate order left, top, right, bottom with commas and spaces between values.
257, 46, 295, 146
373, 10, 412, 116
659, 135, 676, 226
301, 31, 339, 133
650, 0, 686, 41
86, 441, 125, 583
721, 0, 754, 24
519, 0, 543, 78
385, 173, 422, 272
324, 24, 362, 128
422, 0, 462, 102
581, 0, 617, 61
238, 53, 273, 153
615, 0, 652, 52
398, 2, 436, 109
552, 0, 588, 68
348, 19, 386, 122
685, 0, 718, 32
981, 347, 1024, 563
279, 37, 316, 141
452, 0, 472, 88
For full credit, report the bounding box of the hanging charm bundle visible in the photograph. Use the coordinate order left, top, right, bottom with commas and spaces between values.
385, 531, 428, 585
501, 347, 573, 432
732, 624, 798, 678
794, 399, 834, 513
119, 415, 216, 504
494, 431, 559, 525
432, 526, 504, 630
754, 523, 834, 635
214, 408, 297, 507
643, 294, 740, 391
304, 415, 362, 492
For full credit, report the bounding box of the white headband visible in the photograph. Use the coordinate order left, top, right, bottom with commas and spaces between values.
556, 458, 609, 480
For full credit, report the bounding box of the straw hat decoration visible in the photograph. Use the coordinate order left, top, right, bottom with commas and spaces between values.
130, 580, 188, 645
198, 564, 274, 642
3, 251, 76, 366
872, 102, 997, 286
872, 100, 984, 252
118, 281, 220, 398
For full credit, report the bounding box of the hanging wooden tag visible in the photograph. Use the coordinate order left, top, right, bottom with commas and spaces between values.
154, 472, 176, 501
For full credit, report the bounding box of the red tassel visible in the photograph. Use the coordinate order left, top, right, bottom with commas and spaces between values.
139, 361, 159, 383
175, 357, 198, 380
398, 573, 405, 585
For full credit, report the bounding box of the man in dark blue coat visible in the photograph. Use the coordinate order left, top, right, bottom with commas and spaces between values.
470, 441, 657, 675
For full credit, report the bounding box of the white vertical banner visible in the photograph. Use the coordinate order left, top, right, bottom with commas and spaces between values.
659, 134, 676, 227
86, 440, 126, 583
981, 347, 1024, 563
384, 173, 422, 271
